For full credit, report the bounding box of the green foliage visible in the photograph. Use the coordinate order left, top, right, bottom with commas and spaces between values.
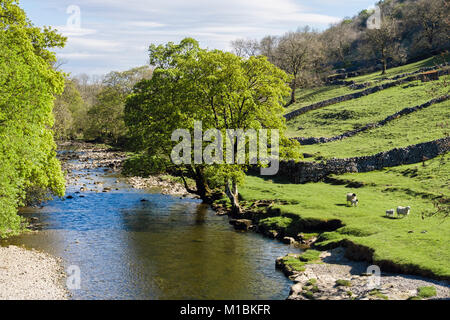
369, 289, 389, 300
0, 0, 66, 236
417, 286, 437, 298
53, 79, 85, 140
125, 38, 300, 204
85, 66, 152, 145
305, 278, 317, 286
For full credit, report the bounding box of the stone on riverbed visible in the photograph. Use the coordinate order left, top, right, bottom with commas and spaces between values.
229, 219, 253, 231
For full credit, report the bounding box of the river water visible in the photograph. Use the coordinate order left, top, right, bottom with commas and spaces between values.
3, 156, 298, 300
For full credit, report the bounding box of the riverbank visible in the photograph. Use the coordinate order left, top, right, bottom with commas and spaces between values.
277, 248, 449, 300
0, 245, 68, 300
10, 141, 295, 299
55, 142, 450, 300
216, 172, 449, 300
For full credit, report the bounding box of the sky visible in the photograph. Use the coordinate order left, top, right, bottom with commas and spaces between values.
21, 0, 377, 77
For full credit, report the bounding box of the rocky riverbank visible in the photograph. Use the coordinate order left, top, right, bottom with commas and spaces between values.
277, 248, 450, 300
217, 203, 450, 300
0, 245, 68, 300
58, 141, 190, 196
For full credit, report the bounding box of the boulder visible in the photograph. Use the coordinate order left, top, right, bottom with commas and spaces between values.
229, 219, 253, 231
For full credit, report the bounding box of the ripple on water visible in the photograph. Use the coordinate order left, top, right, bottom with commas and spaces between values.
6, 161, 298, 300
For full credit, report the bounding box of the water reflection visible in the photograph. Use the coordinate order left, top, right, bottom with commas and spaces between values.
4, 165, 297, 300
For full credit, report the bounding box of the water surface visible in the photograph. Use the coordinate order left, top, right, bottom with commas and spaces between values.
4, 159, 297, 300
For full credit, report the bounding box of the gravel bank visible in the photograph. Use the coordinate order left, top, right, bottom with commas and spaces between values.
0, 245, 68, 300
284, 248, 450, 300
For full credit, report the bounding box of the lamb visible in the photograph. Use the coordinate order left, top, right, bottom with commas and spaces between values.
351, 198, 359, 207
397, 206, 411, 218
347, 193, 358, 206
386, 209, 395, 218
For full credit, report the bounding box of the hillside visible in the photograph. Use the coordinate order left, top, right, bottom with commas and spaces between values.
237, 55, 450, 280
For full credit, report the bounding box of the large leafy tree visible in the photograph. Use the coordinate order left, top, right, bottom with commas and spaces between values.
0, 0, 66, 235
125, 38, 300, 215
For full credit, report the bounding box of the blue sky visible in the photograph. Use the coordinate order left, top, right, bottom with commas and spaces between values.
21, 0, 376, 76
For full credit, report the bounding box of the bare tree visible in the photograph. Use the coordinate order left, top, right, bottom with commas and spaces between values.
276, 27, 324, 105
364, 17, 403, 75
230, 38, 260, 58
259, 35, 279, 64
322, 21, 359, 65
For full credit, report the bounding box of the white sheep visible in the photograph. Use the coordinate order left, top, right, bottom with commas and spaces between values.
347, 193, 357, 206
397, 206, 411, 218
351, 198, 359, 207
386, 209, 395, 218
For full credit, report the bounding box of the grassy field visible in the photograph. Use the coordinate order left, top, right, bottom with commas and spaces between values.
284, 54, 449, 118
286, 75, 450, 138
300, 100, 449, 160
349, 53, 449, 84
230, 55, 450, 280
239, 156, 449, 278
285, 85, 355, 114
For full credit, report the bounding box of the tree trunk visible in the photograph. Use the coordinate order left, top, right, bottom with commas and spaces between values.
289, 75, 297, 105
225, 179, 242, 217
194, 167, 212, 202
381, 50, 387, 75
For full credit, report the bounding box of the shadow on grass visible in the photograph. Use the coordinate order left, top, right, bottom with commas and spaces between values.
247, 171, 294, 185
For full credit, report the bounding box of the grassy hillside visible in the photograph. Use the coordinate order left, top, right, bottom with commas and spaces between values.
233, 55, 450, 279
286, 75, 449, 139
301, 100, 449, 160
240, 155, 449, 278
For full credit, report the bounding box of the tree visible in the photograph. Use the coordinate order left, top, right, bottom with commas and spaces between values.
0, 0, 66, 235
364, 16, 403, 75
322, 20, 359, 66
53, 79, 85, 140
275, 28, 324, 105
230, 38, 260, 58
259, 35, 279, 65
86, 66, 152, 144
404, 0, 449, 52
125, 38, 300, 215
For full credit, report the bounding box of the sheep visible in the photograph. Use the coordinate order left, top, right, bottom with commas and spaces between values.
397, 206, 411, 218
347, 193, 357, 206
351, 198, 359, 207
386, 209, 395, 218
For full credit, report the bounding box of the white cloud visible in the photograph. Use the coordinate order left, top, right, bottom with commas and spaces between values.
66, 38, 123, 52
53, 26, 97, 37
128, 21, 166, 28
58, 52, 105, 59
32, 0, 355, 76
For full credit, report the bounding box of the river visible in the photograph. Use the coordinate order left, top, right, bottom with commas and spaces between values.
2, 151, 298, 300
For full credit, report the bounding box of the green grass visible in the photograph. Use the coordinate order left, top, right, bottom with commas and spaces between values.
285, 85, 355, 114
349, 53, 449, 84
369, 289, 389, 300
335, 279, 352, 287
286, 76, 449, 138
239, 171, 450, 278
278, 250, 322, 273
417, 286, 437, 298
300, 100, 450, 160
330, 155, 449, 200
284, 53, 449, 122
237, 55, 450, 281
